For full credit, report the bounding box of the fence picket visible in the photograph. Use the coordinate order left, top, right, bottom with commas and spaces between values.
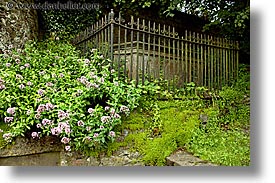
213, 36, 217, 89
177, 33, 180, 88
158, 23, 161, 80
168, 25, 171, 90
152, 22, 156, 80
172, 27, 176, 91
124, 22, 127, 77
142, 19, 146, 85
130, 16, 134, 80
188, 31, 192, 83
181, 37, 184, 87
163, 24, 166, 87
185, 31, 188, 84
225, 38, 228, 84
117, 12, 121, 78
148, 20, 151, 81
196, 32, 200, 85
136, 17, 140, 85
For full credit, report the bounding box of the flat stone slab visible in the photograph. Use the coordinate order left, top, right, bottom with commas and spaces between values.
0, 152, 60, 166
0, 136, 62, 157
166, 150, 217, 166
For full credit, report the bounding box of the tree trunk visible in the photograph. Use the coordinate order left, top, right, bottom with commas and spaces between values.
0, 0, 38, 52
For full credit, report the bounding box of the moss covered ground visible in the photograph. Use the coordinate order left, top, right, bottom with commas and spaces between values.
103, 94, 250, 166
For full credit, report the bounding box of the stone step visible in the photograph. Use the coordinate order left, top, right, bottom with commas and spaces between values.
166, 150, 217, 166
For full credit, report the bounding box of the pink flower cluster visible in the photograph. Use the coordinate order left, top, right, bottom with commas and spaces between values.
46, 82, 54, 87
59, 73, 64, 78
7, 107, 16, 116
3, 133, 12, 141
35, 114, 41, 119
88, 108, 94, 114
86, 126, 91, 131
16, 74, 23, 80
77, 120, 84, 127
107, 108, 120, 119
98, 77, 104, 83
109, 131, 115, 137
24, 63, 30, 68
51, 127, 61, 135
85, 136, 92, 141
113, 113, 121, 119
50, 122, 71, 136
15, 59, 21, 64
58, 110, 69, 120
26, 81, 32, 86
84, 59, 90, 65
101, 116, 111, 123
4, 117, 13, 123
65, 146, 71, 151
74, 89, 83, 97
37, 89, 45, 96
61, 137, 70, 144
0, 84, 5, 90
36, 103, 55, 114
105, 106, 110, 111
41, 118, 53, 126
19, 84, 25, 90
58, 121, 70, 132
0, 77, 5, 90
31, 132, 40, 139
46, 103, 55, 110
120, 105, 130, 113
77, 76, 99, 89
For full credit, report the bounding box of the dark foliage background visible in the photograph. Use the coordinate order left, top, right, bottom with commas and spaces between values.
35, 0, 249, 64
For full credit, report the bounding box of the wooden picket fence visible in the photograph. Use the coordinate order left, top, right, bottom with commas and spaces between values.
72, 9, 239, 90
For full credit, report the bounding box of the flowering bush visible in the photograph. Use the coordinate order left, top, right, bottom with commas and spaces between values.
0, 40, 158, 152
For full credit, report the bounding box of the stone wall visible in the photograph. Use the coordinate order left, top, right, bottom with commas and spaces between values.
0, 136, 145, 166
0, 0, 38, 52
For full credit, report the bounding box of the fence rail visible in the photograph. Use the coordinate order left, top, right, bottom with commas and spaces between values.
72, 9, 239, 90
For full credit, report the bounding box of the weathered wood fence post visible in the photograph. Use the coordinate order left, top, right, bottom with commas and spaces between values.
109, 9, 114, 69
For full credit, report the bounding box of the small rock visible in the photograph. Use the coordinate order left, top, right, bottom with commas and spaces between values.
60, 160, 67, 166
123, 129, 129, 136
199, 114, 208, 126
130, 152, 140, 159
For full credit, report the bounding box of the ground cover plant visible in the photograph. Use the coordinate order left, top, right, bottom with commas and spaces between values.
0, 40, 158, 152
104, 65, 250, 166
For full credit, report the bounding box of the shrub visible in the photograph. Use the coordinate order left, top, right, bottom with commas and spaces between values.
0, 40, 158, 152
